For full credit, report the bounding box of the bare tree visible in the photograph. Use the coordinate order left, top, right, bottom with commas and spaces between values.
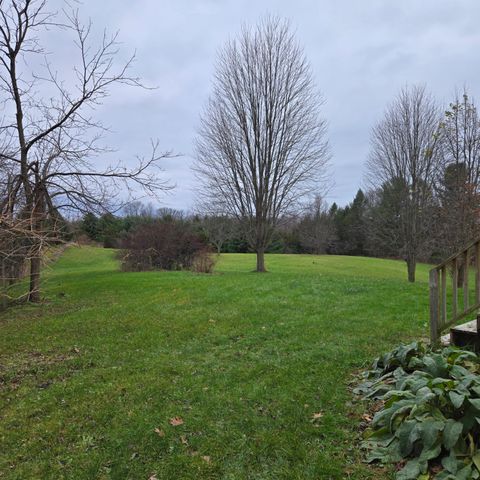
297, 195, 334, 254
194, 16, 330, 272
366, 85, 442, 282
200, 215, 236, 254
437, 90, 480, 256
0, 0, 172, 302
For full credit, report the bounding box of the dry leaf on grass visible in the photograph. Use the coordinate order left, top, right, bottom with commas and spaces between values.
169, 417, 184, 426
149, 475, 158, 480
180, 435, 188, 445
311, 412, 324, 420
154, 428, 165, 437
201, 455, 211, 464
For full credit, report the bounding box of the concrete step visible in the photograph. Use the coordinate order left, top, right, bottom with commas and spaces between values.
450, 317, 480, 350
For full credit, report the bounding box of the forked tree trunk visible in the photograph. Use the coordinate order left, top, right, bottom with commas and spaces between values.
256, 247, 266, 273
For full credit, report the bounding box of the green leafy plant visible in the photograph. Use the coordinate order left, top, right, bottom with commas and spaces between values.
355, 343, 480, 479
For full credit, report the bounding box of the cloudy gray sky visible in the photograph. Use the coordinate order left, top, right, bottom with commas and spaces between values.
49, 0, 480, 211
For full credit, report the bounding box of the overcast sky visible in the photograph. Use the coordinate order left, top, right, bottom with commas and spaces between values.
46, 0, 480, 211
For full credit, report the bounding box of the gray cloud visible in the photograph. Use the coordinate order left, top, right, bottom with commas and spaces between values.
43, 0, 480, 210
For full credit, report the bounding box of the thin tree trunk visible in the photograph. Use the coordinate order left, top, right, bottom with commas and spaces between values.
256, 247, 266, 272
28, 206, 43, 303
28, 253, 41, 303
407, 255, 416, 283
1, 260, 7, 310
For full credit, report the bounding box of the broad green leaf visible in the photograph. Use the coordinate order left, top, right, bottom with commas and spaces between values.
449, 391, 466, 409
443, 419, 463, 449
470, 398, 480, 410
419, 442, 441, 462
420, 419, 443, 449
456, 463, 473, 480
396, 458, 420, 480
471, 385, 480, 396
442, 450, 459, 474
395, 420, 416, 456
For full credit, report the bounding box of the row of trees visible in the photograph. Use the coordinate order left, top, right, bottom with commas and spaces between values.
78, 146, 479, 281
73, 192, 373, 258
191, 17, 479, 280
366, 86, 480, 282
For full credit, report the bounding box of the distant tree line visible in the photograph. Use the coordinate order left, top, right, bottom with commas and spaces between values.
78, 119, 480, 278
77, 84, 480, 286
72, 191, 384, 257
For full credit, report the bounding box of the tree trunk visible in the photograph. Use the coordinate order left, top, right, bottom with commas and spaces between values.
1, 260, 7, 310
256, 248, 267, 272
407, 255, 416, 283
28, 254, 41, 303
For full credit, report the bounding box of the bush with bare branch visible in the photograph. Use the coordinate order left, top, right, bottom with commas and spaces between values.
119, 222, 211, 272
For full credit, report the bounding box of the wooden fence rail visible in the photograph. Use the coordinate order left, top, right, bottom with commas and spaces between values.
430, 238, 480, 344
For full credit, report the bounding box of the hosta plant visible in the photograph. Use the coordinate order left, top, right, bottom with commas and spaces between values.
355, 342, 480, 479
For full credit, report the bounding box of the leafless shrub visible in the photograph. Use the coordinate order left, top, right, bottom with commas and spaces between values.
191, 250, 217, 274
119, 222, 208, 272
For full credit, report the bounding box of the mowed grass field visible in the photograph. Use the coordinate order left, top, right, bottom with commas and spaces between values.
0, 247, 431, 479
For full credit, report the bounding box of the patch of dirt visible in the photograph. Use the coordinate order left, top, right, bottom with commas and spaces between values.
0, 347, 84, 392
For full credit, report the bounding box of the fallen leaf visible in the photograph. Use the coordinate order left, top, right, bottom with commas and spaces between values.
169, 416, 184, 426
149, 475, 158, 480
130, 452, 139, 460
312, 412, 324, 420
201, 455, 211, 464
154, 428, 165, 437
180, 435, 188, 445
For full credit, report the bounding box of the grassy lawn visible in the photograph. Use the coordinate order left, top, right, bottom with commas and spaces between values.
0, 247, 431, 479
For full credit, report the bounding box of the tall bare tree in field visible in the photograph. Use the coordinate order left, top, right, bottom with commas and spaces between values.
194, 17, 330, 272
437, 91, 480, 256
366, 85, 442, 282
0, 0, 172, 302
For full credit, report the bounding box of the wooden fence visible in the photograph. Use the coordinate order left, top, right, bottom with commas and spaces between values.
429, 238, 480, 344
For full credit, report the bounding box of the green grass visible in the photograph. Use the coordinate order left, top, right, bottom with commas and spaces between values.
0, 247, 432, 479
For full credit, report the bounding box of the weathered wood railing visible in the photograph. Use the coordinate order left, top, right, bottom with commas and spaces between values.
430, 238, 480, 344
